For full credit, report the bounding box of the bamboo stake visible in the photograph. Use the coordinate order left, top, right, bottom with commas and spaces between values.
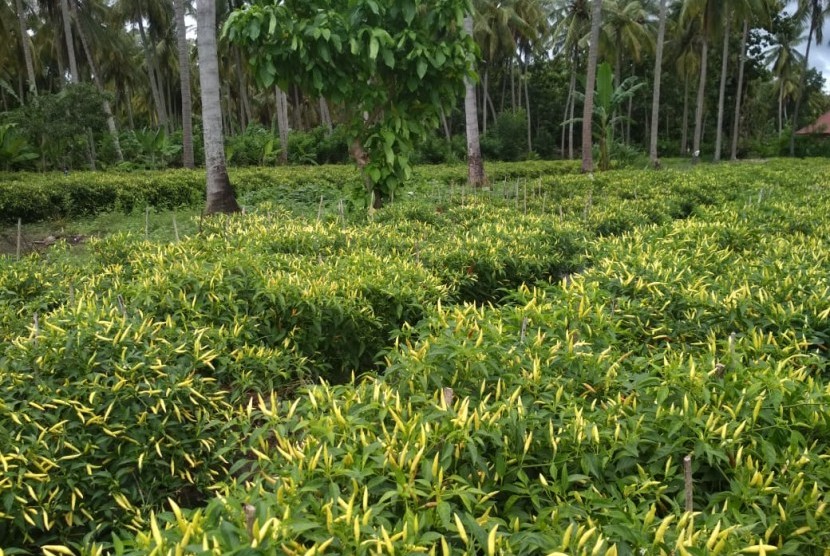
16, 218, 22, 261
684, 455, 693, 512
144, 207, 150, 240
173, 214, 180, 242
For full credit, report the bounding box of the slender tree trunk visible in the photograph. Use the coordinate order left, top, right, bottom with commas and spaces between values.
649, 0, 668, 167
582, 0, 602, 172
275, 87, 289, 164
174, 0, 195, 168
561, 79, 570, 157
72, 0, 123, 161
482, 68, 489, 134
714, 11, 732, 161
61, 0, 79, 83
566, 68, 576, 159
56, 38, 66, 88
464, 16, 486, 187
234, 48, 251, 131
681, 76, 690, 155
778, 89, 783, 136
692, 33, 709, 162
440, 107, 451, 142
510, 58, 516, 113
125, 86, 135, 130
319, 97, 333, 133
730, 19, 749, 161
138, 17, 168, 131
790, 22, 815, 156
16, 0, 38, 97
197, 0, 239, 214
523, 60, 532, 153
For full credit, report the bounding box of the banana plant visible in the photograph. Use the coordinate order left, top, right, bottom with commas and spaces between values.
565, 63, 646, 171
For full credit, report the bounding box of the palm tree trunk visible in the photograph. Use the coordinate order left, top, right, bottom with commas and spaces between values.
319, 97, 333, 133
72, 0, 123, 162
568, 49, 578, 160
692, 33, 709, 162
681, 76, 689, 155
234, 48, 251, 131
197, 0, 239, 214
275, 87, 289, 164
175, 0, 195, 168
649, 0, 668, 167
464, 16, 486, 187
482, 68, 489, 135
523, 60, 532, 153
138, 16, 168, 131
61, 0, 79, 83
125, 86, 135, 130
581, 0, 602, 172
730, 18, 749, 161
789, 22, 815, 156
778, 88, 783, 136
15, 0, 38, 97
714, 11, 732, 162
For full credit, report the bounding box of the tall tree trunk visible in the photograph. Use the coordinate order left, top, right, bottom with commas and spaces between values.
789, 21, 815, 156
714, 11, 732, 162
581, 0, 602, 173
523, 60, 532, 153
692, 33, 709, 162
125, 86, 135, 130
61, 0, 79, 83
16, 0, 38, 97
565, 68, 576, 159
649, 0, 668, 167
275, 87, 289, 164
72, 0, 123, 161
464, 16, 486, 187
482, 68, 489, 134
778, 88, 783, 136
730, 19, 749, 161
197, 0, 239, 214
319, 97, 333, 133
175, 0, 195, 168
440, 107, 451, 142
510, 58, 516, 113
138, 16, 168, 131
234, 48, 251, 131
681, 76, 690, 155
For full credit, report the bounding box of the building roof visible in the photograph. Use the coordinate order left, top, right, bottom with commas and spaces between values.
796, 111, 830, 135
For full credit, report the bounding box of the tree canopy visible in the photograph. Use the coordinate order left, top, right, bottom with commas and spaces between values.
224, 0, 477, 205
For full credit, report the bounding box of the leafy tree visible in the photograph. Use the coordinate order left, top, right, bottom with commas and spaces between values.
224, 0, 476, 207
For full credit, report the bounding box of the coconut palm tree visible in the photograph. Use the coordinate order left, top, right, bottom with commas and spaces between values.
70, 0, 123, 161
681, 0, 724, 162
582, 0, 602, 172
649, 0, 669, 167
789, 0, 830, 155
174, 0, 194, 168
552, 0, 591, 159
766, 13, 806, 134
197, 0, 239, 214
464, 15, 486, 187
15, 0, 38, 97
729, 0, 773, 159
61, 0, 79, 83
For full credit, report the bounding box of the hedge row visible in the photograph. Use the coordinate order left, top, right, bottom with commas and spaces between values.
0, 160, 580, 223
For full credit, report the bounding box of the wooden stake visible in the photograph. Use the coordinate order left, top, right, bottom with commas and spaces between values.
16, 218, 22, 260
32, 312, 38, 345
173, 214, 180, 242
442, 387, 454, 408
684, 455, 693, 512
523, 181, 527, 214
520, 317, 529, 343
244, 504, 256, 540
144, 207, 149, 240
117, 294, 126, 317
317, 195, 324, 221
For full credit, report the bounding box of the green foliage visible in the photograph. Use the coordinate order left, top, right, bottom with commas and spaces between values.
2, 160, 830, 553
0, 124, 38, 171
91, 160, 830, 554
3, 84, 110, 171
223, 0, 476, 205
481, 110, 529, 162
